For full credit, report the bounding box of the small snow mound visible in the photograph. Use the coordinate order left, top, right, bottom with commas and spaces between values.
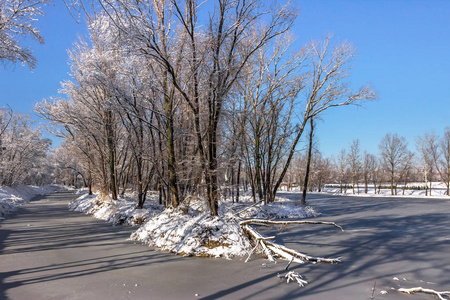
69, 193, 163, 226
70, 191, 320, 259
130, 198, 319, 258
130, 208, 252, 258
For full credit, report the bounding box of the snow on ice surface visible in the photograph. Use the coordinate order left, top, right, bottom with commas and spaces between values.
0, 185, 63, 218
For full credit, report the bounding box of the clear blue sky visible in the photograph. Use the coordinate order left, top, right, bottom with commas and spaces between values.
0, 0, 449, 158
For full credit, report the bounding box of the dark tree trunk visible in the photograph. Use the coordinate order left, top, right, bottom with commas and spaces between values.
236, 160, 241, 203
105, 110, 118, 200
207, 125, 219, 216
302, 118, 314, 205
163, 74, 180, 208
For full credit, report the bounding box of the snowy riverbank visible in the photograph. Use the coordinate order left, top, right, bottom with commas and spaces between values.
0, 185, 63, 220
69, 192, 318, 258
68, 185, 450, 259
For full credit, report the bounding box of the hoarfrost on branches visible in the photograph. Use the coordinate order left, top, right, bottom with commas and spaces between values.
0, 0, 49, 69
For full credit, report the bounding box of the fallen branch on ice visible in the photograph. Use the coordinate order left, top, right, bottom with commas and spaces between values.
279, 271, 308, 287
241, 219, 343, 264
240, 219, 344, 232
398, 287, 450, 300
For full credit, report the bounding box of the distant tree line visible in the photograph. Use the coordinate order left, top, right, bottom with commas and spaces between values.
282, 130, 450, 197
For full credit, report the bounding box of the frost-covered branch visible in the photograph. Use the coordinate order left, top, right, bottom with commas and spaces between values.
241, 220, 343, 264
399, 287, 450, 300
0, 0, 49, 69
240, 219, 344, 232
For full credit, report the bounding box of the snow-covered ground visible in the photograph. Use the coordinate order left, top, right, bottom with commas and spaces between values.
0, 185, 63, 220
69, 192, 318, 258
69, 191, 164, 226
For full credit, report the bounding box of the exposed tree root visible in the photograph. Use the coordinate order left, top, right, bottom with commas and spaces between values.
398, 287, 450, 300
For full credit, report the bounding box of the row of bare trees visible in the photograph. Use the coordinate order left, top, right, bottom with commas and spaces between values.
32, 0, 375, 216
284, 129, 450, 197
34, 0, 375, 215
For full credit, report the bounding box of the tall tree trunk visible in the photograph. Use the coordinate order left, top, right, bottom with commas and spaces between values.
207, 126, 219, 216
236, 160, 241, 203
272, 114, 309, 202
105, 110, 118, 200
231, 164, 235, 203
136, 162, 145, 209
167, 113, 179, 208
391, 169, 395, 196
163, 73, 180, 208
88, 162, 93, 195
301, 118, 314, 205
254, 137, 263, 202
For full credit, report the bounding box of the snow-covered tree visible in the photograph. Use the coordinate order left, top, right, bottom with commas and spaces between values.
91, 0, 298, 215
273, 35, 376, 200
37, 16, 127, 199
415, 131, 437, 195
239, 32, 307, 204
0, 0, 49, 69
379, 133, 410, 195
435, 127, 450, 196
336, 148, 349, 193
0, 111, 51, 186
348, 139, 362, 194
362, 152, 376, 194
